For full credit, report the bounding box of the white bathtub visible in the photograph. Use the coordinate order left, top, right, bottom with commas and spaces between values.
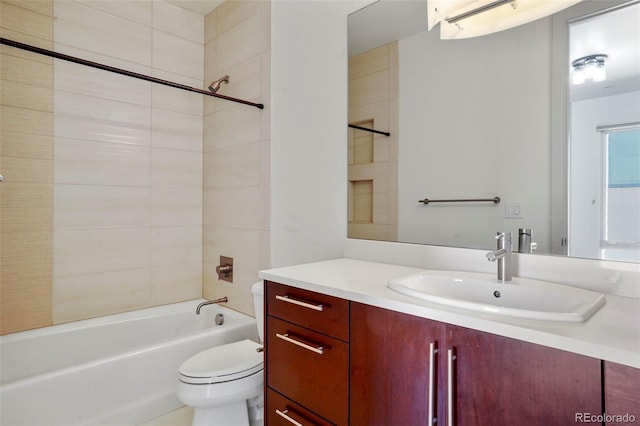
0, 300, 259, 426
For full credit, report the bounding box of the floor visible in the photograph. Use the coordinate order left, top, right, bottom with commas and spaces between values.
138, 406, 193, 426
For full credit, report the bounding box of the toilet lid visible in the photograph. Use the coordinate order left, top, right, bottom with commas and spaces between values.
179, 339, 264, 385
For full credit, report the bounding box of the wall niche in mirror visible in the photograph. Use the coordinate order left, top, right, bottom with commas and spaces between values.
347, 0, 640, 262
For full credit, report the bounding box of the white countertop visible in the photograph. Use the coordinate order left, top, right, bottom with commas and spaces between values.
259, 258, 640, 369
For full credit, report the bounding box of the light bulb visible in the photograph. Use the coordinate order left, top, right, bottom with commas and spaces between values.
572, 67, 585, 85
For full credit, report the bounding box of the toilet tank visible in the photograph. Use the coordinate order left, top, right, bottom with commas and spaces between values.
251, 281, 264, 342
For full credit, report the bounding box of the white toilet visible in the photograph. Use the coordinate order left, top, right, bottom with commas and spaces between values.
177, 282, 265, 426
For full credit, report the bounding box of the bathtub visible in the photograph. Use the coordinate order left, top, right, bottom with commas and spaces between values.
0, 300, 259, 426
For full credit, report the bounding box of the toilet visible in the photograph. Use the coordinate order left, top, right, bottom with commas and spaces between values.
177, 282, 265, 426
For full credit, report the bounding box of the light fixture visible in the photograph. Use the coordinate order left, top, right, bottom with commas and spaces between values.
571, 54, 608, 85
427, 0, 583, 39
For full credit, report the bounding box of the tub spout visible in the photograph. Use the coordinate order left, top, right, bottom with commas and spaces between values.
196, 297, 228, 314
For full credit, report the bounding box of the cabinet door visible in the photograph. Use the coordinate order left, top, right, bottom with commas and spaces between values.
448, 324, 602, 426
604, 361, 640, 426
350, 302, 446, 425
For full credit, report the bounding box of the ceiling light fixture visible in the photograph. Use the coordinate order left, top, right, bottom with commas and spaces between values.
427, 0, 583, 39
571, 54, 608, 85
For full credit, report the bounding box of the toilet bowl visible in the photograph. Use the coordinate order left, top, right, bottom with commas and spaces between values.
177, 282, 265, 426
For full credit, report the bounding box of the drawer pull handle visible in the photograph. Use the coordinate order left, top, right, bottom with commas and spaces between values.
428, 342, 438, 425
275, 409, 305, 426
275, 294, 324, 311
276, 333, 324, 355
447, 348, 457, 426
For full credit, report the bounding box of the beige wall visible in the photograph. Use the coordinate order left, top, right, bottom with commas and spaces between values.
1, 0, 55, 334
348, 42, 398, 242
202, 1, 271, 316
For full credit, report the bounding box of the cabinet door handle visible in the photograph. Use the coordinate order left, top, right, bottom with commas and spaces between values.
276, 333, 324, 354
275, 409, 305, 426
447, 348, 456, 426
275, 294, 324, 311
428, 342, 438, 425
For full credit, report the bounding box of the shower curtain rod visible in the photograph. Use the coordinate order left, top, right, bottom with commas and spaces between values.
1, 38, 264, 110
348, 123, 390, 137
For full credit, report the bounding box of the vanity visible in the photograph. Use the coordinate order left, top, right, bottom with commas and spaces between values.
260, 258, 640, 426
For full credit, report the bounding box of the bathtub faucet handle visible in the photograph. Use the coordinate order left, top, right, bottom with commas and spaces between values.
216, 256, 233, 283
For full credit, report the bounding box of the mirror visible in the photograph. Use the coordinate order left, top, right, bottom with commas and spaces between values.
347, 0, 640, 262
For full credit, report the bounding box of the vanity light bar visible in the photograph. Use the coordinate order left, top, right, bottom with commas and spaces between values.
445, 0, 516, 24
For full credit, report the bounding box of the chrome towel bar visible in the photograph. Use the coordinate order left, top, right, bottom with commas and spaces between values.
419, 197, 501, 205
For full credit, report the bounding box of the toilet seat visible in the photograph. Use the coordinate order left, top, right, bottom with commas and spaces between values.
179, 339, 263, 385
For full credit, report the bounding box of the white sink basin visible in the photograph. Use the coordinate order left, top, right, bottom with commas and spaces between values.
387, 270, 605, 322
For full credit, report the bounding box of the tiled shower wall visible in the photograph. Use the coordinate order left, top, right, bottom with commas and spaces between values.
202, 1, 271, 315
1, 0, 270, 334
52, 0, 204, 324
1, 0, 206, 332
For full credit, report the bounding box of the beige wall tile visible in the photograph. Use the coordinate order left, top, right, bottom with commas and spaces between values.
150, 263, 202, 306
1, 207, 53, 232
0, 285, 52, 334
54, 228, 150, 277
349, 44, 389, 81
1, 80, 53, 111
0, 230, 52, 259
1, 53, 53, 88
214, 12, 261, 74
54, 185, 150, 230
205, 8, 217, 44
204, 186, 261, 230
151, 226, 202, 267
54, 138, 151, 186
53, 268, 150, 324
0, 156, 53, 183
210, 103, 261, 149
1, 131, 53, 159
204, 142, 260, 189
215, 0, 261, 38
0, 183, 52, 208
151, 188, 202, 227
349, 69, 389, 108
1, 2, 54, 41
1, 105, 54, 136
152, 148, 203, 188
4, 0, 53, 16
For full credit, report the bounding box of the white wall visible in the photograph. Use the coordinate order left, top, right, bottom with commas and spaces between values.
397, 18, 551, 252
270, 0, 370, 267
569, 90, 640, 259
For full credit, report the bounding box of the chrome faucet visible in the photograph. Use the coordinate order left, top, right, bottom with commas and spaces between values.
195, 297, 228, 314
485, 232, 512, 282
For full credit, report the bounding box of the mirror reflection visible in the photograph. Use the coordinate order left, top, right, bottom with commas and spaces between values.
347, 0, 640, 262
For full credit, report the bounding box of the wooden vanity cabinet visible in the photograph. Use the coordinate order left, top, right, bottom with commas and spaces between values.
350, 302, 446, 425
351, 302, 602, 426
448, 324, 601, 426
265, 281, 350, 425
265, 283, 632, 426
603, 361, 640, 426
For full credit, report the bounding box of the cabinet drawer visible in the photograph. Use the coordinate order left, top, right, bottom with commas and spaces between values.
266, 389, 334, 426
266, 281, 349, 341
266, 316, 349, 425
